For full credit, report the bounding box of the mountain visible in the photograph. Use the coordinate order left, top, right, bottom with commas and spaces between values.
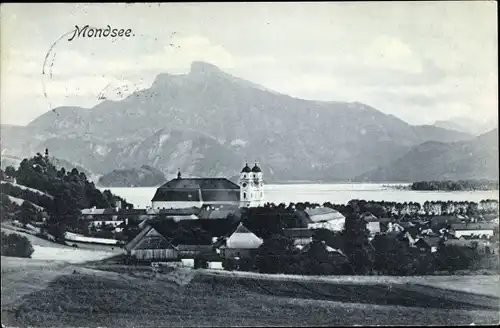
1, 61, 475, 182
355, 129, 499, 182
98, 165, 167, 187
433, 116, 498, 136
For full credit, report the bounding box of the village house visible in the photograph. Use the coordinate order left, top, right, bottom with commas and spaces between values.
449, 223, 496, 239
219, 223, 263, 259
295, 207, 346, 231
360, 212, 381, 237
124, 225, 179, 262
414, 237, 442, 253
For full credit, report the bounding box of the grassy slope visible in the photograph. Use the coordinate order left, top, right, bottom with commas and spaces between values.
1, 259, 499, 327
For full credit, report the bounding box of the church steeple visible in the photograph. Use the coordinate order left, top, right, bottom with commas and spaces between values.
241, 162, 251, 173
239, 160, 265, 208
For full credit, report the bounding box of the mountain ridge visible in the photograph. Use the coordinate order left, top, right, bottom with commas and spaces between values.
1, 61, 480, 182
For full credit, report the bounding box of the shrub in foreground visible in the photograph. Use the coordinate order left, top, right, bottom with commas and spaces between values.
1, 231, 35, 258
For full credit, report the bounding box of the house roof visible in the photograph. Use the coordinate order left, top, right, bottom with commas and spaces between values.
361, 212, 378, 222
125, 226, 155, 252
446, 238, 491, 247
431, 216, 463, 225
417, 237, 441, 248
450, 223, 496, 231
226, 223, 263, 249
133, 234, 177, 250
302, 207, 345, 223
283, 228, 314, 238
177, 244, 213, 251
81, 208, 147, 216
198, 207, 241, 220
385, 231, 405, 240
158, 208, 202, 216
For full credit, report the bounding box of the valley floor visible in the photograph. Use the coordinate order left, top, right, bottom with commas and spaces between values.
1, 256, 499, 327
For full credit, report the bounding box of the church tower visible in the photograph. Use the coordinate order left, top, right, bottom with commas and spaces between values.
239, 161, 265, 208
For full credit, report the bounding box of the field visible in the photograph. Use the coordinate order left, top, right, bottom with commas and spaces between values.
2, 256, 499, 327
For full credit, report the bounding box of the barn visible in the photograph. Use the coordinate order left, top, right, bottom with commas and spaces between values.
125, 225, 179, 261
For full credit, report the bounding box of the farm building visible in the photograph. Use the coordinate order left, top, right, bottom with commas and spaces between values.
220, 223, 263, 259
449, 223, 496, 239
124, 225, 179, 261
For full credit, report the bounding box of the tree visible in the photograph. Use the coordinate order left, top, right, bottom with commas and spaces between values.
5, 166, 17, 178
342, 206, 374, 274
1, 232, 34, 258
255, 234, 295, 273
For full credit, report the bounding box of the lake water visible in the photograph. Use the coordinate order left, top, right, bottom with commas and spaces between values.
100, 183, 499, 209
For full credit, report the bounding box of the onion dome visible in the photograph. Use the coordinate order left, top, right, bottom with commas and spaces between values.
251, 162, 262, 173
241, 162, 251, 173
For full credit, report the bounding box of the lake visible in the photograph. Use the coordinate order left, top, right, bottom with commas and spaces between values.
100, 183, 499, 209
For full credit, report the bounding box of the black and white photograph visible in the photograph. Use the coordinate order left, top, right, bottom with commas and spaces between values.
0, 2, 498, 327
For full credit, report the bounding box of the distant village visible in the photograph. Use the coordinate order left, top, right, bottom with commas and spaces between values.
2, 156, 499, 275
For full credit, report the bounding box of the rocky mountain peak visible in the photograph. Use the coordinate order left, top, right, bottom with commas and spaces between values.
189, 61, 224, 76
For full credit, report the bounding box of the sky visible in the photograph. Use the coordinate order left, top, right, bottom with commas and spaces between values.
1, 2, 498, 126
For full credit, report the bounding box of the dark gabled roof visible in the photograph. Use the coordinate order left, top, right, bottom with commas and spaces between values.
152, 178, 240, 202
152, 189, 201, 202
158, 178, 240, 190
134, 235, 177, 250
200, 190, 239, 202
284, 228, 314, 238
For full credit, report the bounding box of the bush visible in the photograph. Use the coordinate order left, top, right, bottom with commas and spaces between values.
1, 232, 35, 258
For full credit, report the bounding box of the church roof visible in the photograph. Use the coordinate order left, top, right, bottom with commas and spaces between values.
152, 178, 240, 202
241, 163, 252, 173
251, 163, 262, 173
157, 178, 240, 190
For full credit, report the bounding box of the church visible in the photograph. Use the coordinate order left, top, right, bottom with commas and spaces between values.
151, 162, 265, 209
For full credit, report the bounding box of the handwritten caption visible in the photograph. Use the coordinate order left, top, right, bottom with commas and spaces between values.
68, 25, 134, 41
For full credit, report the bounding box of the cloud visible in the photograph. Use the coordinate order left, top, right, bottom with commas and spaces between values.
362, 35, 423, 74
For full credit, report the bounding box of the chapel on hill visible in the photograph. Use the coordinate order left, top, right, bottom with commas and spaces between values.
151, 162, 265, 209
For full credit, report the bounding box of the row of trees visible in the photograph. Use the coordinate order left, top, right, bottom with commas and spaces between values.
411, 180, 499, 191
